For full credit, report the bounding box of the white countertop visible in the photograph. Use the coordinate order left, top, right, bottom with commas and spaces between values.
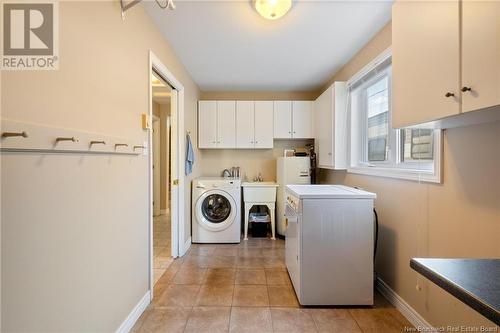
286, 184, 376, 199
242, 181, 279, 187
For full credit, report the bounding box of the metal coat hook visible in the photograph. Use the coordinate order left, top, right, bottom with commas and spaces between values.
55, 137, 78, 143
114, 143, 128, 149
2, 131, 28, 138
133, 145, 145, 151
121, 0, 175, 20
89, 140, 106, 148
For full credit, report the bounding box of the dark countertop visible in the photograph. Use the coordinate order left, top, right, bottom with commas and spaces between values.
410, 258, 500, 325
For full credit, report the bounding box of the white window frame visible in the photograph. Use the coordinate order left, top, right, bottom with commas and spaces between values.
347, 48, 443, 184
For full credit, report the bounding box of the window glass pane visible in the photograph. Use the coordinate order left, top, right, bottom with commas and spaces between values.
401, 128, 434, 161
367, 76, 389, 162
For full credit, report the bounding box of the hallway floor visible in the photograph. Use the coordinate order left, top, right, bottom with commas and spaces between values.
133, 238, 412, 332
153, 214, 173, 285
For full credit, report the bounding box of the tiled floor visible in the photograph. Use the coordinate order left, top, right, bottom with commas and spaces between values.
153, 214, 173, 285
133, 238, 413, 332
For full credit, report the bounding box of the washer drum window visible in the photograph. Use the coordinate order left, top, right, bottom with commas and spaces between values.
201, 194, 231, 223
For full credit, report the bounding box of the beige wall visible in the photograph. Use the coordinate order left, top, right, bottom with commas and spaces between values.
1, 2, 200, 332
318, 22, 500, 327
200, 140, 313, 181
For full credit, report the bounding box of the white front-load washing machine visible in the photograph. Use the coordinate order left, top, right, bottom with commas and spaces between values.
192, 177, 241, 243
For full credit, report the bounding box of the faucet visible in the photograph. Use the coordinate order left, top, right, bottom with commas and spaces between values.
222, 169, 231, 178
253, 172, 263, 182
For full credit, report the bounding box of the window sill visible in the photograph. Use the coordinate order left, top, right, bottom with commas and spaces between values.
347, 165, 442, 184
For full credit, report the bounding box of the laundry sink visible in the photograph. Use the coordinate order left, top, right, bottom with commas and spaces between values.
241, 182, 279, 202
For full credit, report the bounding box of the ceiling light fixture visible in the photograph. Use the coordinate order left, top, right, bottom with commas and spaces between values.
254, 0, 292, 20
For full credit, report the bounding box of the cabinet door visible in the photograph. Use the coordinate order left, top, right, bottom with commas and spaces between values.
236, 101, 255, 148
292, 101, 313, 138
254, 101, 274, 148
462, 0, 500, 113
314, 88, 334, 168
332, 82, 348, 169
198, 101, 217, 148
392, 0, 460, 128
217, 101, 236, 148
274, 101, 292, 138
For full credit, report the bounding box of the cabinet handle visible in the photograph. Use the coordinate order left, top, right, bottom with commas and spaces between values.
445, 92, 455, 98
461, 86, 472, 92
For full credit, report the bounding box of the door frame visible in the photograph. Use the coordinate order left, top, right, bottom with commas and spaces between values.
148, 51, 187, 299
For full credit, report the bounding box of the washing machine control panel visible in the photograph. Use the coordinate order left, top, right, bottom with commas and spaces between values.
286, 193, 300, 211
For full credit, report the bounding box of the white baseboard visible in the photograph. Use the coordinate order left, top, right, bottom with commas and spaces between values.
376, 277, 434, 331
180, 236, 191, 256
115, 291, 151, 333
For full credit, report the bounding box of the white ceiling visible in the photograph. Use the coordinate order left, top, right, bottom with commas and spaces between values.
143, 1, 392, 91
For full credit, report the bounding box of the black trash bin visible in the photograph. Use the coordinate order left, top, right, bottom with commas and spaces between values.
251, 221, 269, 238
249, 212, 270, 238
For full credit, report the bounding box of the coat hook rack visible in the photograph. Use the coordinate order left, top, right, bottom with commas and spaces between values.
120, 0, 175, 20
89, 140, 106, 147
55, 137, 78, 143
2, 131, 28, 138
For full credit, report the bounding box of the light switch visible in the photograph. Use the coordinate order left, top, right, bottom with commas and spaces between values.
142, 114, 151, 130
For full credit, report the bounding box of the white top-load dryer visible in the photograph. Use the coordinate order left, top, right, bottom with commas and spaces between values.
284, 185, 376, 306
192, 177, 241, 243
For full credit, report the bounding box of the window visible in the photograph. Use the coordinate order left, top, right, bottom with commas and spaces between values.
348, 49, 442, 183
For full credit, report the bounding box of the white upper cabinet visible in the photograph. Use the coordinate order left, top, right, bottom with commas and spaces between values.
392, 0, 500, 128
236, 101, 274, 149
216, 101, 236, 148
199, 99, 312, 148
236, 101, 255, 149
198, 101, 236, 149
292, 101, 313, 139
392, 0, 460, 128
461, 0, 500, 113
314, 82, 347, 170
254, 101, 274, 148
273, 101, 293, 138
198, 101, 218, 148
273, 100, 313, 139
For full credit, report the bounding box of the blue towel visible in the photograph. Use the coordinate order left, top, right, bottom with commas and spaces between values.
185, 133, 195, 175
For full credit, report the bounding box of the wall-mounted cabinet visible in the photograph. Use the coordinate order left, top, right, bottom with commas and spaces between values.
198, 100, 236, 149
236, 101, 273, 149
199, 99, 314, 149
273, 101, 313, 139
392, 0, 500, 128
313, 82, 347, 170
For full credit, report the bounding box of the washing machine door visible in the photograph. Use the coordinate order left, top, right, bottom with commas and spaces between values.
196, 189, 237, 231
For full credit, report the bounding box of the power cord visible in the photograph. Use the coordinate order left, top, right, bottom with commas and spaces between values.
373, 208, 379, 261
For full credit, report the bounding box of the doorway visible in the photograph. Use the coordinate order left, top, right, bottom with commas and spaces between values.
151, 72, 173, 285
149, 51, 188, 300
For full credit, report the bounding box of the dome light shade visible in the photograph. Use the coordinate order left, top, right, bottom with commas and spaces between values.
254, 0, 292, 20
